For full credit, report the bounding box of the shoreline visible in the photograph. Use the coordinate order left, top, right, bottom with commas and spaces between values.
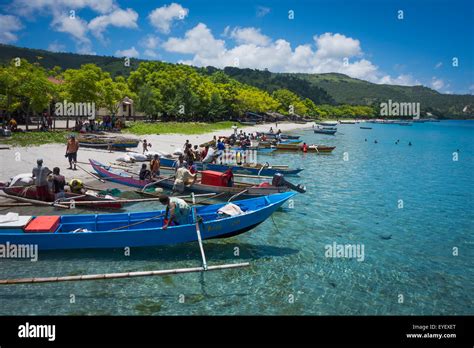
0, 122, 313, 199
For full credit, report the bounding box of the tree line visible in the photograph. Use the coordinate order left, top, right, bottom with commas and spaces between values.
0, 58, 378, 127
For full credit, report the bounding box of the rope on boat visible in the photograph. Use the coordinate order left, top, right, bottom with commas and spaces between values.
110, 213, 166, 231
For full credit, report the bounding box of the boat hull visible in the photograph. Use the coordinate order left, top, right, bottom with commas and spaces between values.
89, 160, 290, 199
313, 129, 337, 135
0, 192, 295, 250
1, 186, 124, 209
159, 158, 303, 176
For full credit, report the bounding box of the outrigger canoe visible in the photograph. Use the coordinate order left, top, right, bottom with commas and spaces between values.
276, 144, 336, 153
89, 160, 305, 198
158, 157, 303, 176
313, 127, 337, 135
0, 192, 296, 250
78, 135, 139, 149
1, 186, 125, 209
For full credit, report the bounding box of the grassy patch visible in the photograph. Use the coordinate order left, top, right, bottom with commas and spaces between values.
125, 121, 240, 135
0, 131, 73, 147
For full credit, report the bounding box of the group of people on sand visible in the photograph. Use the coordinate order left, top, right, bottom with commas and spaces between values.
30, 158, 85, 202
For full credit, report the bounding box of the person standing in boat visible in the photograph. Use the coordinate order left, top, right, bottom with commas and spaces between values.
159, 195, 191, 229
173, 155, 188, 172
150, 154, 161, 178
51, 167, 66, 200
66, 134, 79, 170
32, 159, 52, 201
302, 143, 308, 153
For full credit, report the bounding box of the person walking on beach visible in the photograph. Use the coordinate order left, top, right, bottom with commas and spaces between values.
32, 159, 52, 201
150, 154, 160, 177
232, 123, 238, 135
51, 167, 66, 200
159, 194, 191, 229
66, 135, 79, 170
142, 139, 151, 154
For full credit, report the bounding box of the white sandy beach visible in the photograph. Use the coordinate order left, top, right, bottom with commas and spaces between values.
0, 122, 313, 199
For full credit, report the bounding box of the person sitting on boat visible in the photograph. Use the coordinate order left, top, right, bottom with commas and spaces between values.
69, 179, 84, 194
201, 145, 209, 161
173, 167, 197, 193
159, 194, 191, 229
51, 167, 66, 200
32, 159, 52, 201
139, 164, 152, 181
188, 160, 197, 174
173, 155, 188, 172
66, 134, 79, 170
193, 145, 201, 161
150, 154, 160, 177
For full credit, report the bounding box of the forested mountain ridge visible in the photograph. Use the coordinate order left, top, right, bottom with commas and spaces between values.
1, 44, 473, 118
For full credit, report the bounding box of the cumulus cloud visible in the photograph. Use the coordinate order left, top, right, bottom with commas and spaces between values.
8, 0, 117, 16
89, 8, 138, 40
163, 25, 416, 86
431, 77, 445, 90
0, 14, 23, 43
115, 46, 139, 58
228, 27, 271, 46
144, 49, 159, 58
148, 3, 188, 34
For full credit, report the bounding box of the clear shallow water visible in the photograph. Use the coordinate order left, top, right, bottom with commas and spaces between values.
0, 120, 473, 315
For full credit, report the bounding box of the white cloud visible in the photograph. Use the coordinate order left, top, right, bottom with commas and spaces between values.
435, 62, 443, 69
48, 41, 66, 52
431, 77, 445, 90
144, 49, 159, 58
89, 8, 138, 40
163, 23, 225, 57
9, 0, 117, 16
0, 14, 23, 43
164, 25, 416, 86
115, 46, 139, 58
148, 3, 188, 34
256, 6, 270, 17
228, 27, 271, 46
141, 35, 160, 49
314, 33, 362, 59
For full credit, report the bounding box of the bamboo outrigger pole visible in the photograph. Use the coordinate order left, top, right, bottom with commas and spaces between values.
192, 192, 208, 270
0, 263, 250, 285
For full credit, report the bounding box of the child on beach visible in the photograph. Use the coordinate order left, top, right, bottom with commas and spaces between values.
142, 139, 152, 154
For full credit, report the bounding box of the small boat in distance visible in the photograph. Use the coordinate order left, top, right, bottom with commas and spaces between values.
360, 126, 372, 129
313, 126, 337, 135
316, 121, 338, 127
0, 192, 296, 251
276, 144, 336, 153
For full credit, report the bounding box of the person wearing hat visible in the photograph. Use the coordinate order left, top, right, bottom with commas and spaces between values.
32, 159, 52, 201
66, 134, 80, 170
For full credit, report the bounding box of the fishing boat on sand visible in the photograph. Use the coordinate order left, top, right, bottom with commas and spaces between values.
316, 121, 338, 127
90, 160, 306, 198
78, 134, 139, 149
276, 144, 336, 153
158, 157, 303, 176
0, 192, 296, 251
1, 185, 125, 209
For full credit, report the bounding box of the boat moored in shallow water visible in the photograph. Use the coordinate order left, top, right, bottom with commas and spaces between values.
0, 192, 296, 251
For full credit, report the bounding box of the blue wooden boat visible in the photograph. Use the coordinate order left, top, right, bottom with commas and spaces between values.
159, 157, 303, 176
231, 147, 276, 154
279, 139, 302, 144
0, 192, 295, 251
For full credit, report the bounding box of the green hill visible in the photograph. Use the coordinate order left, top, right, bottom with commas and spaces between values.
1, 44, 472, 118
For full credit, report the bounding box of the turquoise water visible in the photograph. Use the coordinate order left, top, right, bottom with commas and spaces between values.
0, 120, 473, 315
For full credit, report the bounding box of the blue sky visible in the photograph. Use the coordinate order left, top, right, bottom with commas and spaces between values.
0, 0, 473, 94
